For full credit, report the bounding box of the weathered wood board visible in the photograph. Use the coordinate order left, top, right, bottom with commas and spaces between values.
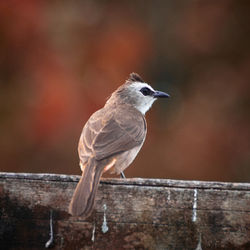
0, 172, 249, 249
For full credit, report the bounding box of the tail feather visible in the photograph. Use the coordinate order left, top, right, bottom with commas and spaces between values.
69, 159, 104, 217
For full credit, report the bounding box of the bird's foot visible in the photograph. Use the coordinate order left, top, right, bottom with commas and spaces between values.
120, 172, 126, 179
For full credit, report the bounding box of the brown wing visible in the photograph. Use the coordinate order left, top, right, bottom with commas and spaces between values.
93, 105, 146, 160
78, 104, 146, 163
78, 108, 109, 164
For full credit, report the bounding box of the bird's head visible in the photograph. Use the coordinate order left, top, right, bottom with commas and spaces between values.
113, 73, 170, 114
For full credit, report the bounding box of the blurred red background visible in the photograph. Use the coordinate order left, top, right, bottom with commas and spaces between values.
0, 0, 249, 182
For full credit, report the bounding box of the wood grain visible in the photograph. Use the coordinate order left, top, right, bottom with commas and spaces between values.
0, 172, 249, 249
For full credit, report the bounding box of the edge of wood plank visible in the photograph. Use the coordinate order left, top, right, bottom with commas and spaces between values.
0, 172, 249, 191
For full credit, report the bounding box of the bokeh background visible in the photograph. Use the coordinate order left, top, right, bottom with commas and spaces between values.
1, 0, 250, 182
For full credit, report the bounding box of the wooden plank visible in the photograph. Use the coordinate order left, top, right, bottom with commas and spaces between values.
0, 172, 249, 249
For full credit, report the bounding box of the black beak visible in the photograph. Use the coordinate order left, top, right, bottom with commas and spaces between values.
153, 90, 170, 98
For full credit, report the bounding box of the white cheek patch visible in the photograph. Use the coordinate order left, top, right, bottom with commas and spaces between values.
136, 97, 156, 114
127, 82, 156, 114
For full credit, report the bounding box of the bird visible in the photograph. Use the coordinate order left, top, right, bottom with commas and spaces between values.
69, 73, 170, 218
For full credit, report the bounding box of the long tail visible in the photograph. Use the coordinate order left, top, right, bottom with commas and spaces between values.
69, 158, 104, 218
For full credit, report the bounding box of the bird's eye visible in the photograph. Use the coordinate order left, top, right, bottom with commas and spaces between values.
140, 87, 152, 96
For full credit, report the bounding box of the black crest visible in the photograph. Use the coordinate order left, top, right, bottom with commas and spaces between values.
128, 73, 144, 83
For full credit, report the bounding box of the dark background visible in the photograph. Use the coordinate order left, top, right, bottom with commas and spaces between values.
1, 0, 250, 182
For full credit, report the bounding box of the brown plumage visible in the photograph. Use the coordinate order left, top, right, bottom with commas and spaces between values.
69, 73, 169, 218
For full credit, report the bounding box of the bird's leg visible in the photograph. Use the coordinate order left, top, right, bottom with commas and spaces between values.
120, 172, 126, 179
